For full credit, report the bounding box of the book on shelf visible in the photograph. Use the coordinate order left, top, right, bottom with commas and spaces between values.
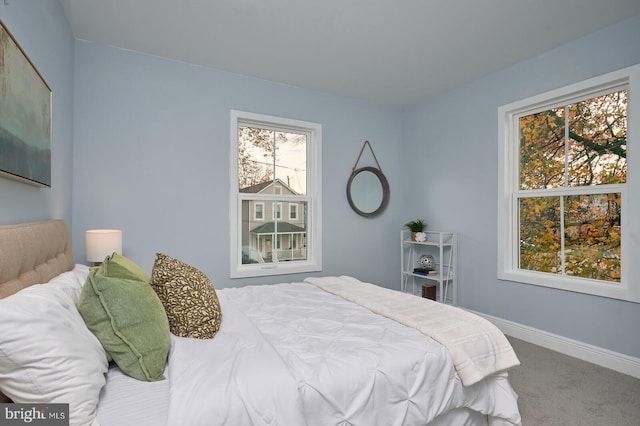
413, 267, 433, 276
413, 268, 439, 276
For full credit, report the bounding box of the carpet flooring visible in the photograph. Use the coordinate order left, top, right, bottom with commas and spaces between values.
506, 336, 640, 425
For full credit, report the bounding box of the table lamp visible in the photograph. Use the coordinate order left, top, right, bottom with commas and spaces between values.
86, 229, 122, 265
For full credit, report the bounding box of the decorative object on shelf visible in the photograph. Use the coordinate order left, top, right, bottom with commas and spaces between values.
86, 229, 123, 266
346, 140, 390, 218
405, 219, 427, 241
414, 232, 427, 242
0, 19, 52, 187
418, 254, 434, 269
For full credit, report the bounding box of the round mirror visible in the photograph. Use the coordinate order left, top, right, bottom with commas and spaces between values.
346, 166, 390, 218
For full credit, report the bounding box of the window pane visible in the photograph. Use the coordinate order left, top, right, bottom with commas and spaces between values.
519, 197, 561, 273
238, 126, 275, 191
519, 108, 566, 190
241, 199, 307, 265
567, 90, 627, 186
564, 193, 621, 282
519, 90, 627, 192
275, 131, 307, 195
238, 126, 307, 195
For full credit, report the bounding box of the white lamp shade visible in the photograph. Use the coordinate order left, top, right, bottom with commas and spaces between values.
86, 229, 122, 262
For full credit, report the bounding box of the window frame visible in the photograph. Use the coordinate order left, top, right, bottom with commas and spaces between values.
229, 110, 322, 278
497, 64, 639, 303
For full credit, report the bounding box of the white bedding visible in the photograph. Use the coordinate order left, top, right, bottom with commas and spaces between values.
97, 364, 170, 425
98, 280, 521, 425
167, 299, 307, 425
304, 276, 520, 386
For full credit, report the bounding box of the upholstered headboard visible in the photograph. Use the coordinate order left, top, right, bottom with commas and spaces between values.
0, 220, 74, 300
0, 220, 74, 403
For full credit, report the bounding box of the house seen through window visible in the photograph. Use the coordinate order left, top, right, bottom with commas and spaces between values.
230, 110, 322, 278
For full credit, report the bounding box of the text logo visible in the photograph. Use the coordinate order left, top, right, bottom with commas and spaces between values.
0, 404, 68, 425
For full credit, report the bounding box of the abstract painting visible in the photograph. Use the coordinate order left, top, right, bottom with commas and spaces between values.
0, 19, 51, 187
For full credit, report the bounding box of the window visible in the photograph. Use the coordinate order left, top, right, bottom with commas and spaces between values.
254, 203, 264, 220
273, 202, 282, 220
498, 64, 639, 302
230, 110, 322, 278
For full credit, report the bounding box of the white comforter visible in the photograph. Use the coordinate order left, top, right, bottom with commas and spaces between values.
305, 276, 520, 386
167, 300, 307, 425
166, 280, 521, 426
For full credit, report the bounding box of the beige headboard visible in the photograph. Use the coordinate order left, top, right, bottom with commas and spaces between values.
0, 220, 74, 300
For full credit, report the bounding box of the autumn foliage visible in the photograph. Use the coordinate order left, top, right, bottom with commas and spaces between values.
518, 90, 626, 282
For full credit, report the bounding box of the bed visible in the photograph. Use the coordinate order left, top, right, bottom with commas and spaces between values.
0, 220, 522, 426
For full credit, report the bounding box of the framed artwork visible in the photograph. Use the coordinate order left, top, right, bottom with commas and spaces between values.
0, 19, 52, 187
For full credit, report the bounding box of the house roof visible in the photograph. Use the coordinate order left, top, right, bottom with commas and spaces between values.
240, 178, 298, 195
251, 221, 306, 234
240, 181, 272, 194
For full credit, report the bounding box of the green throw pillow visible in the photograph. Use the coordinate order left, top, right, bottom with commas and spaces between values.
97, 252, 150, 282
78, 255, 170, 381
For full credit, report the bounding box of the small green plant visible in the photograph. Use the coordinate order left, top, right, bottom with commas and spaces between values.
405, 219, 426, 232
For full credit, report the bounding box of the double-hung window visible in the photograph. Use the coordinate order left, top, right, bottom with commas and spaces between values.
498, 64, 639, 302
230, 110, 322, 278
273, 202, 282, 220
254, 203, 264, 221
289, 203, 298, 220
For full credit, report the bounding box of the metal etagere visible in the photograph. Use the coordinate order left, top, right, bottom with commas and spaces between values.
400, 229, 457, 305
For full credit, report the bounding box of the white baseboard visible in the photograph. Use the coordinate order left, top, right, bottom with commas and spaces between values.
467, 309, 640, 379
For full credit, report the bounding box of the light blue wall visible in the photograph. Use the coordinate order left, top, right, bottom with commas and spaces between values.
71, 40, 408, 288
404, 15, 640, 358
0, 1, 74, 225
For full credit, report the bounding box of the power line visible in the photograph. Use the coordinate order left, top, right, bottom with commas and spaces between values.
246, 158, 306, 172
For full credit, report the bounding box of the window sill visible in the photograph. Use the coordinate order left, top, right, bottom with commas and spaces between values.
498, 269, 638, 303
231, 261, 322, 279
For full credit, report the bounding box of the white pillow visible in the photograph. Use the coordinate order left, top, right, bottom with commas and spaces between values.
0, 265, 108, 426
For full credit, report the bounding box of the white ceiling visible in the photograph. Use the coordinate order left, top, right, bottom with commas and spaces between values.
60, 0, 640, 108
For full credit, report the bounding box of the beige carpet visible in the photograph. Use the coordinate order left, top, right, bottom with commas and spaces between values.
506, 336, 640, 425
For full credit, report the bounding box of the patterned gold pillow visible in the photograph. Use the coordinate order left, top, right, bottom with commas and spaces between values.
150, 253, 222, 339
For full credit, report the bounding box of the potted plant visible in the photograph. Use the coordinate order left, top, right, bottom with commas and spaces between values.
405, 219, 427, 241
